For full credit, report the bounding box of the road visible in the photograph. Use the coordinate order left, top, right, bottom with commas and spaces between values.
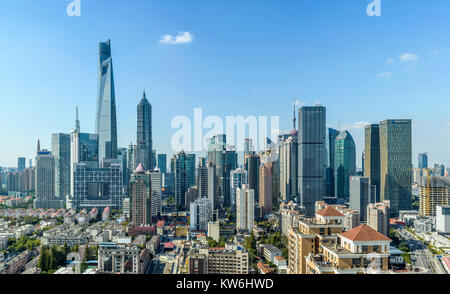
395, 228, 446, 274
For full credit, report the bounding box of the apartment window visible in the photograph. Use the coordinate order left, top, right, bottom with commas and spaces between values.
373, 245, 379, 252
362, 245, 368, 253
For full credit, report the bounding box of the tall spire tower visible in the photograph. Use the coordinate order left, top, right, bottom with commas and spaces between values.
37, 139, 41, 153
137, 89, 153, 169
95, 39, 118, 165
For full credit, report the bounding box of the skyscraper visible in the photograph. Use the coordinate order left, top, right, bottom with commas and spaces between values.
380, 119, 412, 216
259, 163, 273, 218
157, 154, 167, 174
245, 152, 260, 202
34, 147, 63, 209
17, 157, 26, 172
129, 163, 152, 226
325, 128, 339, 196
52, 133, 71, 199
186, 154, 196, 188
197, 160, 209, 199
418, 153, 428, 169
223, 148, 238, 207
230, 168, 247, 212
236, 185, 255, 233
349, 176, 373, 222
136, 91, 153, 170
190, 198, 212, 232
95, 40, 118, 165
298, 106, 326, 217
148, 169, 162, 218
207, 161, 218, 208
364, 124, 380, 203
334, 130, 356, 202
279, 132, 298, 202
173, 151, 187, 208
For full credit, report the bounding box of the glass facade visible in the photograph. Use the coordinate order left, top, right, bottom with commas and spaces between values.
364, 124, 380, 203
52, 133, 71, 198
334, 130, 356, 202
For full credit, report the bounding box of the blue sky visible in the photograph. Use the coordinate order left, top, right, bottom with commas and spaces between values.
1, 0, 450, 168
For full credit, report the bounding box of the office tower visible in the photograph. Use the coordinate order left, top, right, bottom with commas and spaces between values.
244, 138, 253, 158
129, 163, 152, 226
190, 198, 212, 231
361, 151, 365, 176
436, 205, 450, 234
186, 154, 196, 188
367, 201, 390, 236
29, 159, 32, 168
418, 153, 428, 169
223, 148, 238, 207
187, 186, 199, 205
173, 151, 187, 208
236, 185, 254, 233
152, 149, 157, 171
95, 40, 118, 164
334, 130, 356, 202
230, 168, 247, 212
52, 133, 71, 199
259, 163, 273, 218
279, 132, 298, 202
17, 157, 25, 172
349, 176, 373, 222
127, 143, 137, 173
245, 152, 260, 201
325, 128, 339, 197
197, 161, 209, 199
418, 176, 450, 217
433, 164, 445, 177
34, 147, 63, 209
117, 147, 128, 186
364, 124, 380, 203
157, 154, 167, 174
380, 119, 412, 216
298, 106, 326, 217
136, 91, 153, 169
199, 157, 206, 167
207, 162, 218, 208
68, 160, 123, 212
272, 155, 280, 205
207, 135, 226, 204
148, 169, 162, 218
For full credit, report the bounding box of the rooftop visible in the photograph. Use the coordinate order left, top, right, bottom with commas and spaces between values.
340, 224, 392, 242
316, 206, 344, 217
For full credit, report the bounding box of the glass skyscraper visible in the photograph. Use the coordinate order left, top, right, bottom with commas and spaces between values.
52, 133, 71, 199
325, 128, 339, 197
334, 130, 356, 202
364, 124, 381, 203
95, 40, 117, 164
137, 91, 153, 170
418, 153, 428, 169
298, 106, 326, 217
157, 154, 167, 174
380, 119, 412, 216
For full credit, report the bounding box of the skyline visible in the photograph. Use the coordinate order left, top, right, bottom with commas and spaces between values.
1, 0, 450, 167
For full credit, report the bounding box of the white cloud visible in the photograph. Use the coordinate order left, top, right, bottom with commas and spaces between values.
341, 121, 370, 130
399, 53, 419, 63
159, 31, 194, 45
385, 58, 395, 64
294, 100, 307, 107
377, 72, 392, 78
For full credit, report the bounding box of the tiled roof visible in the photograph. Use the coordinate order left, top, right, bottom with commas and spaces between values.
340, 224, 392, 242
316, 206, 344, 217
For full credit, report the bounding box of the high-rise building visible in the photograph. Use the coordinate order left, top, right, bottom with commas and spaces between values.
148, 169, 162, 218
34, 148, 63, 209
117, 147, 128, 186
136, 91, 153, 169
298, 106, 326, 217
325, 128, 339, 197
418, 176, 450, 217
236, 185, 254, 233
418, 153, 428, 169
52, 133, 71, 199
230, 168, 247, 212
173, 151, 187, 208
279, 132, 298, 202
17, 157, 26, 172
259, 163, 273, 218
129, 163, 152, 226
380, 119, 412, 216
157, 154, 167, 174
436, 205, 450, 234
433, 164, 445, 177
95, 40, 118, 164
186, 154, 196, 188
189, 198, 212, 232
349, 176, 373, 222
364, 124, 380, 203
207, 135, 226, 205
367, 201, 390, 236
245, 152, 260, 201
223, 148, 238, 208
207, 162, 218, 208
197, 161, 209, 199
334, 130, 356, 202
